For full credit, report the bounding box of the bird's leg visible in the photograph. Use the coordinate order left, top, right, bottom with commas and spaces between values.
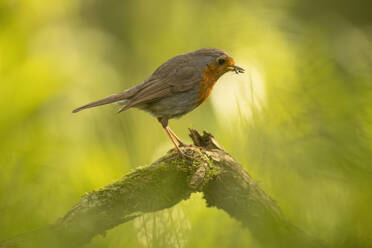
164, 127, 188, 158
167, 127, 190, 147
158, 117, 191, 159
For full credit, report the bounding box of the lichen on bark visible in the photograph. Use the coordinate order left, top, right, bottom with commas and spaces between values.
0, 129, 324, 248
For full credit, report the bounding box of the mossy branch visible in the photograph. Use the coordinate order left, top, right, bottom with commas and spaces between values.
0, 129, 324, 248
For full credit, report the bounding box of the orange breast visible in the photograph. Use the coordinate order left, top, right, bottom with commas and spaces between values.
197, 66, 220, 105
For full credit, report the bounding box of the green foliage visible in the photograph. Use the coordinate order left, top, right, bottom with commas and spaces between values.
1, 0, 372, 247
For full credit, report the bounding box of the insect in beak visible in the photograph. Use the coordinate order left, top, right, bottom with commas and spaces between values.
227, 65, 245, 74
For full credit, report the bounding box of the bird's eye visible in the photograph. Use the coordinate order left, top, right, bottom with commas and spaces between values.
217, 58, 226, 65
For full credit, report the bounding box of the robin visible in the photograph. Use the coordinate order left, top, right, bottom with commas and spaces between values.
73, 48, 244, 158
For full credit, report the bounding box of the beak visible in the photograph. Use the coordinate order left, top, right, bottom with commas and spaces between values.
227, 65, 245, 74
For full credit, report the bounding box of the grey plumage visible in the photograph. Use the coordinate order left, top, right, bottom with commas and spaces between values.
72, 48, 228, 115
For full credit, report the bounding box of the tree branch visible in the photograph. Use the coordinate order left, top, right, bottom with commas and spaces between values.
0, 129, 324, 248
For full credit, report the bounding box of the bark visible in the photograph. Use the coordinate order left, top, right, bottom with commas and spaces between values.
0, 129, 324, 248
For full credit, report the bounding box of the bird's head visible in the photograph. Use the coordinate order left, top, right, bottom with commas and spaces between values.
191, 48, 245, 79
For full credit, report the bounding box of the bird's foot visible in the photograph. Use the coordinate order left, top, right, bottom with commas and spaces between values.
176, 148, 194, 160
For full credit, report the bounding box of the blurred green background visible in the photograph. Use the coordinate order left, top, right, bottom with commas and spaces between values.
1, 0, 372, 247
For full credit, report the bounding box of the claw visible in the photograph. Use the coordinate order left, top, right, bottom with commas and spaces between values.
177, 148, 193, 160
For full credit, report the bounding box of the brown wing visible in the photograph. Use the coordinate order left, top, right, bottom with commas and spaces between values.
118, 55, 202, 112
72, 81, 148, 113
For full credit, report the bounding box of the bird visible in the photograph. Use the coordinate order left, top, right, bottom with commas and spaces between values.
72, 48, 244, 158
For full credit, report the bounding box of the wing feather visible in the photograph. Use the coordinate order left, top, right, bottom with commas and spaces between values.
121, 55, 202, 110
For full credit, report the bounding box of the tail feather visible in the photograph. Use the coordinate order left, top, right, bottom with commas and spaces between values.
117, 104, 132, 113
72, 93, 129, 113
